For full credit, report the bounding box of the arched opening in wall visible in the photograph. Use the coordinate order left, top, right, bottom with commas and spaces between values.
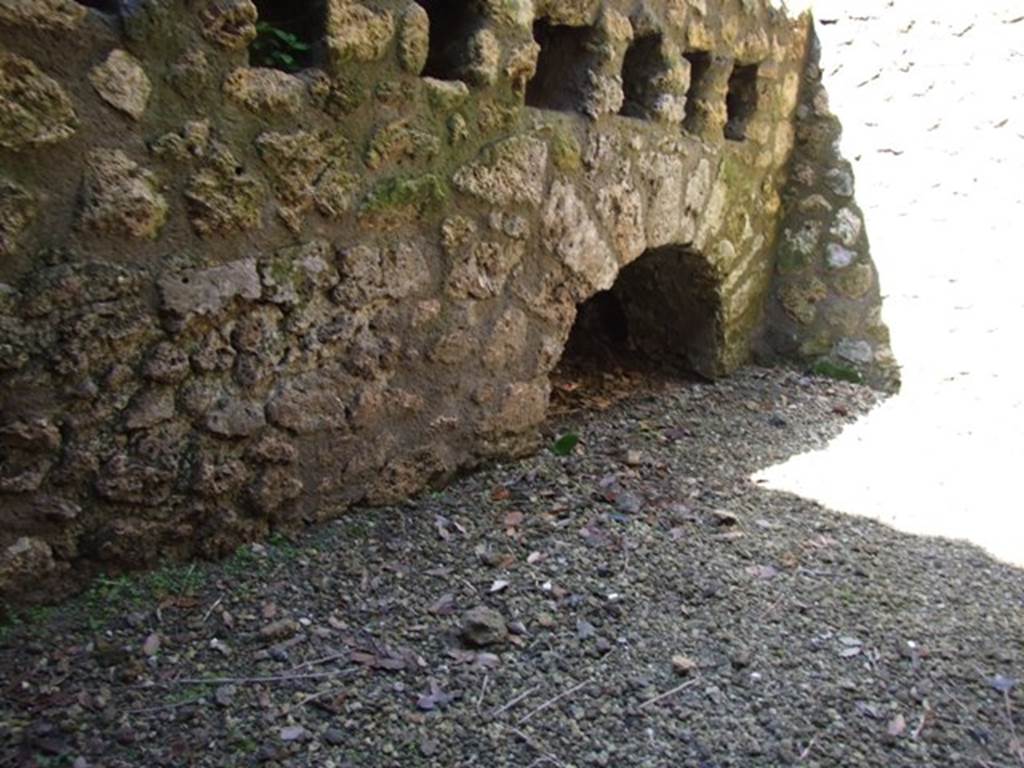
74, 0, 119, 12
619, 33, 665, 119
249, 0, 326, 72
725, 63, 759, 141
682, 51, 712, 132
417, 0, 486, 82
526, 19, 595, 113
552, 245, 721, 412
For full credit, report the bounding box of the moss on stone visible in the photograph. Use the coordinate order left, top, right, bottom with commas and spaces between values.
550, 129, 582, 172
812, 358, 863, 384
359, 173, 449, 225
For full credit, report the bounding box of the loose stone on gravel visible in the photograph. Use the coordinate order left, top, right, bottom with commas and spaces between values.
461, 606, 508, 647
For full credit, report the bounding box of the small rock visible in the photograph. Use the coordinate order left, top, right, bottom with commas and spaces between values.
279, 726, 306, 742
615, 492, 642, 515
731, 650, 752, 669
624, 450, 643, 466
260, 619, 300, 640
461, 606, 508, 647
709, 508, 739, 527
323, 727, 345, 746
141, 632, 160, 657
672, 654, 698, 676
576, 619, 596, 640
214, 684, 236, 708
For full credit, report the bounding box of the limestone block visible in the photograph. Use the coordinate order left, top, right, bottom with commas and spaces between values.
365, 120, 440, 170
200, 0, 258, 49
0, 417, 61, 453
170, 49, 211, 96
248, 467, 303, 514
423, 78, 470, 110
184, 146, 264, 235
481, 0, 533, 26
0, 537, 56, 595
267, 372, 352, 434
464, 28, 501, 86
0, 0, 86, 31
79, 149, 168, 239
830, 207, 862, 247
224, 67, 307, 115
826, 243, 855, 269
335, 240, 430, 305
397, 2, 429, 74
195, 454, 250, 498
535, 0, 600, 26
447, 239, 524, 299
158, 259, 261, 322
327, 0, 395, 65
780, 277, 827, 325
0, 52, 77, 150
204, 398, 267, 438
640, 153, 684, 247
0, 178, 35, 256
123, 387, 176, 430
89, 49, 151, 121
143, 342, 191, 383
453, 135, 548, 207
596, 180, 646, 265
834, 262, 874, 299
506, 41, 540, 93
96, 453, 175, 505
541, 179, 617, 293
835, 338, 874, 364
483, 307, 528, 371
247, 434, 298, 465
313, 166, 360, 218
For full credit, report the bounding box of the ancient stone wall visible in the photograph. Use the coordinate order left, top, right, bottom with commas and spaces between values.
0, 0, 890, 601
755, 30, 899, 389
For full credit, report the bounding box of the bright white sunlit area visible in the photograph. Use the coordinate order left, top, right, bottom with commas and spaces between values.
755, 0, 1024, 566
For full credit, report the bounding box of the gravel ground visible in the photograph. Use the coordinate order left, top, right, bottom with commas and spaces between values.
2, 368, 1022, 768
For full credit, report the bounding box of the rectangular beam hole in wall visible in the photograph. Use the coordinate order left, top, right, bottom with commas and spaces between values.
74, 0, 120, 12
418, 0, 485, 83
619, 33, 664, 119
683, 51, 711, 129
249, 0, 326, 72
525, 19, 594, 113
725, 62, 759, 141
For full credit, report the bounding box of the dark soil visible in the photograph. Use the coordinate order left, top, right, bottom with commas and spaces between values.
2, 367, 1022, 768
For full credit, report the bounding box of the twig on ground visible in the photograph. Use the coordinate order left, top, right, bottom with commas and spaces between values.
798, 731, 821, 762
518, 677, 595, 724
637, 677, 701, 710
477, 674, 489, 712
511, 727, 566, 767
490, 685, 539, 718
128, 695, 206, 715
284, 651, 349, 674
283, 687, 338, 715
157, 669, 356, 687
200, 596, 223, 623
911, 700, 933, 739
